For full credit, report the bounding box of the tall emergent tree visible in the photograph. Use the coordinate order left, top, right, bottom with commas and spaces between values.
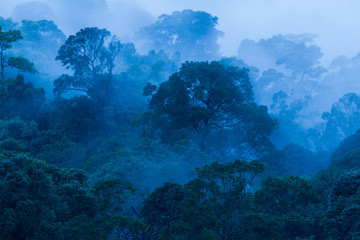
54, 27, 122, 101
139, 10, 223, 61
143, 61, 276, 156
0, 26, 37, 91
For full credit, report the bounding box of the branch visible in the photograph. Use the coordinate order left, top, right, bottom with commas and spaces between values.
64, 88, 89, 93
131, 206, 141, 218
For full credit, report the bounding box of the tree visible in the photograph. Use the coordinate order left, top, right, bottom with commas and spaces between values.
319, 93, 360, 150
281, 144, 328, 176
0, 17, 17, 31
47, 96, 98, 140
19, 20, 66, 50
142, 182, 185, 239
0, 152, 142, 239
0, 74, 45, 120
0, 26, 37, 90
18, 20, 66, 74
140, 160, 265, 239
330, 129, 360, 161
55, 27, 122, 100
143, 61, 276, 155
0, 153, 101, 239
238, 34, 325, 79
138, 10, 223, 61
325, 170, 360, 240
251, 176, 321, 239
238, 34, 326, 122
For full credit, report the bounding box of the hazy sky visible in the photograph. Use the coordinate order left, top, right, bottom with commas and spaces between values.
1, 0, 359, 65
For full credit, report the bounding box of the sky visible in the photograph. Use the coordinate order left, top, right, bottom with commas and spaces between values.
1, 0, 360, 65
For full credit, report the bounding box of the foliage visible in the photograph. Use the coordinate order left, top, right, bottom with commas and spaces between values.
3, 12, 360, 240
7, 56, 37, 73
0, 153, 100, 239
19, 20, 66, 54
46, 96, 98, 140
330, 148, 360, 171
325, 170, 360, 240
139, 9, 223, 61
0, 18, 67, 97
139, 160, 265, 239
236, 34, 330, 152
0, 26, 39, 93
251, 176, 322, 239
0, 74, 45, 120
55, 27, 122, 101
238, 34, 324, 78
281, 144, 329, 176
319, 93, 360, 150
0, 27, 21, 84
0, 117, 39, 154
143, 61, 276, 158
331, 129, 360, 161
0, 17, 17, 31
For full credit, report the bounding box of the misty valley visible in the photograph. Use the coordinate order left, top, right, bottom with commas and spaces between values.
1, 8, 360, 240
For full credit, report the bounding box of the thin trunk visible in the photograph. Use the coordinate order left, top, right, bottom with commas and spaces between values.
167, 221, 172, 240
106, 67, 112, 101
0, 47, 5, 90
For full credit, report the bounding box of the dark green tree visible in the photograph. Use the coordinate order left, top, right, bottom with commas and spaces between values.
143, 61, 276, 155
325, 170, 360, 240
250, 176, 321, 239
141, 160, 265, 239
142, 182, 185, 239
0, 153, 103, 240
330, 129, 360, 161
46, 96, 97, 140
0, 74, 45, 120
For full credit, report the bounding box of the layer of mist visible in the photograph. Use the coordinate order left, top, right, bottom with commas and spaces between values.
2, 0, 360, 63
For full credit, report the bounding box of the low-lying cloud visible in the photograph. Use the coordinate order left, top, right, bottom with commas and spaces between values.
1, 0, 360, 65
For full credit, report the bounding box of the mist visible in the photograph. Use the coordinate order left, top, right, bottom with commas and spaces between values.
1, 0, 360, 65
2, 1, 360, 239
1, 0, 360, 147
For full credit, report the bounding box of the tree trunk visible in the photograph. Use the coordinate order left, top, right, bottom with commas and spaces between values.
0, 47, 5, 90
105, 67, 113, 102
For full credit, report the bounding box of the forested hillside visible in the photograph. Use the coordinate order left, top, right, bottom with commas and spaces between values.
1, 9, 360, 239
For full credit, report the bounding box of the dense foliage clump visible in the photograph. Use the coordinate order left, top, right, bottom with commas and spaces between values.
1, 10, 360, 239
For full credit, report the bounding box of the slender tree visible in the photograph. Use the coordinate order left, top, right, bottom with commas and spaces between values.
0, 26, 37, 92
55, 27, 122, 100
